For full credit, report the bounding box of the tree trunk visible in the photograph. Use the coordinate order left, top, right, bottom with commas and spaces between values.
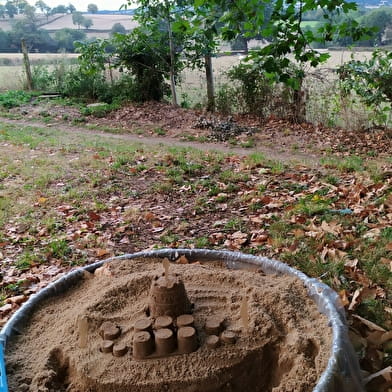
21, 39, 33, 90
167, 18, 178, 106
293, 79, 306, 123
244, 38, 249, 54
204, 54, 215, 112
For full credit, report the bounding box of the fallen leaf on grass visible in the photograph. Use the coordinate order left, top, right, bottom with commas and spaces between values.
349, 289, 362, 311
88, 211, 101, 222
380, 258, 392, 272
6, 295, 26, 305
0, 304, 13, 314
339, 289, 350, 307
224, 231, 248, 250
96, 249, 110, 257
37, 197, 47, 205
321, 220, 342, 236
363, 228, 381, 239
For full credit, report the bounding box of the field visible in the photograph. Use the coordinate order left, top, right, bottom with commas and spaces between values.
0, 48, 372, 90
0, 53, 79, 90
40, 13, 138, 31
300, 21, 321, 28
0, 13, 138, 40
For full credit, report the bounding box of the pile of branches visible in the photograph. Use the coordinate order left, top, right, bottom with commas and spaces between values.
194, 116, 258, 142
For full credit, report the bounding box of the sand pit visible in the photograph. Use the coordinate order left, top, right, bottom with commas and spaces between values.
5, 257, 333, 392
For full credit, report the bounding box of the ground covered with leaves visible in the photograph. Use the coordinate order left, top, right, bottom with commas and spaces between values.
5, 98, 392, 160
0, 102, 392, 391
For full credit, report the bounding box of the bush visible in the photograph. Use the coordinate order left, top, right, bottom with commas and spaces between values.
31, 65, 57, 91
216, 62, 297, 120
59, 67, 108, 100
337, 50, 392, 128
0, 90, 35, 108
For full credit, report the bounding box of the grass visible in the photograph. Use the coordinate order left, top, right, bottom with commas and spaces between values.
321, 155, 365, 172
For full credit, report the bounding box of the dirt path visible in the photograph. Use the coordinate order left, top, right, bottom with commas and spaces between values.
0, 117, 321, 166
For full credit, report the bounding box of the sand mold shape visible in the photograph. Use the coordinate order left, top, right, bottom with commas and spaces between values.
6, 258, 332, 392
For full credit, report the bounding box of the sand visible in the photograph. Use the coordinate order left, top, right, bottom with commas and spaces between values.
5, 257, 333, 392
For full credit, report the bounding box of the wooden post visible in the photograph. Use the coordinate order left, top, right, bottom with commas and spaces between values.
204, 54, 215, 112
21, 39, 33, 90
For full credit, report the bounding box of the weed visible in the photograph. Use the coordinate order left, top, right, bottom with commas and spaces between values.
15, 251, 40, 270
5, 280, 26, 295
154, 127, 167, 136
321, 155, 364, 172
160, 233, 179, 245
219, 170, 249, 183
268, 160, 286, 175
45, 239, 71, 260
293, 194, 332, 216
381, 227, 392, 240
208, 185, 221, 197
224, 218, 245, 231
0, 90, 35, 109
81, 103, 119, 118
112, 155, 133, 169
215, 194, 228, 202
195, 236, 210, 248
357, 299, 387, 328
240, 138, 256, 148
324, 175, 340, 186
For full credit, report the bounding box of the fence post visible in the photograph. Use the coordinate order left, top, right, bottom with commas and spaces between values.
21, 39, 33, 90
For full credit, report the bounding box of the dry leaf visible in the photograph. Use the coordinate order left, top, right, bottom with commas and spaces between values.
37, 197, 47, 204
96, 249, 110, 257
349, 288, 362, 311
364, 366, 392, 384
352, 314, 386, 332
94, 264, 112, 277
321, 220, 342, 236
339, 289, 350, 307
176, 255, 189, 264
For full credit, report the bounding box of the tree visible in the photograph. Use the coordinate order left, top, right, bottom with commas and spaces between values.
67, 3, 76, 13
9, 18, 57, 52
111, 25, 173, 101
35, 0, 47, 13
111, 22, 126, 35
134, 0, 186, 106
35, 0, 51, 21
23, 4, 37, 20
0, 5, 6, 19
87, 3, 98, 13
82, 17, 93, 29
72, 11, 84, 29
361, 8, 392, 45
16, 0, 29, 14
51, 4, 67, 14
5, 2, 17, 18
192, 0, 371, 120
55, 27, 86, 51
0, 29, 10, 50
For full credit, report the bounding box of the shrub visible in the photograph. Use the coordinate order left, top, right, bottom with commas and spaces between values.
0, 90, 35, 108
337, 50, 392, 128
216, 62, 298, 120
